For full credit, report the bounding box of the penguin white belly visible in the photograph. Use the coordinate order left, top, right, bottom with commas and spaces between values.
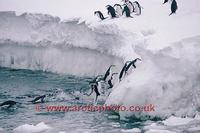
133, 3, 140, 15
116, 7, 123, 17
108, 12, 113, 18
126, 2, 133, 13
96, 13, 101, 20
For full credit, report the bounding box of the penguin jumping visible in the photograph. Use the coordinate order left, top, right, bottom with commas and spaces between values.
94, 11, 107, 20
169, 0, 178, 16
85, 83, 100, 103
119, 61, 131, 82
0, 100, 18, 108
123, 4, 133, 18
107, 73, 118, 89
103, 65, 115, 81
91, 75, 103, 83
125, 58, 141, 74
114, 4, 123, 17
29, 95, 46, 104
106, 5, 117, 18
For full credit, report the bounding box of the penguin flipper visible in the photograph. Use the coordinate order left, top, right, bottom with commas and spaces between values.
102, 17, 108, 20
169, 12, 173, 16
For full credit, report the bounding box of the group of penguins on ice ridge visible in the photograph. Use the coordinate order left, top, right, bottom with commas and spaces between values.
0, 58, 141, 108
94, 0, 178, 20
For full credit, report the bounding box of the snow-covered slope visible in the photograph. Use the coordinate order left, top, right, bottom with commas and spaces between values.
0, 0, 200, 119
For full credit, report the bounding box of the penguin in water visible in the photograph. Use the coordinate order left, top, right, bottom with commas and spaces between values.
0, 100, 18, 108
103, 65, 115, 81
94, 11, 107, 20
114, 4, 123, 17
123, 4, 133, 18
132, 1, 142, 15
29, 95, 46, 104
86, 82, 101, 103
163, 0, 168, 4
125, 58, 141, 74
106, 5, 117, 18
169, 0, 178, 16
107, 73, 118, 89
119, 61, 131, 82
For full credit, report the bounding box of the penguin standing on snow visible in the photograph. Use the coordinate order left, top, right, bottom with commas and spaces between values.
133, 1, 142, 15
124, 0, 134, 13
114, 4, 123, 17
169, 0, 178, 16
106, 5, 117, 18
94, 11, 107, 20
123, 4, 133, 18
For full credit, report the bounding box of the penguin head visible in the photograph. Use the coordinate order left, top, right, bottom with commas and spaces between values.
125, 61, 131, 64
106, 5, 112, 8
114, 4, 122, 9
121, 0, 125, 2
122, 0, 129, 3
122, 4, 127, 7
137, 58, 142, 61
94, 11, 97, 15
112, 73, 118, 76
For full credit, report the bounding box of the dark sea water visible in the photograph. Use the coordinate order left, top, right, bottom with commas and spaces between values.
0, 67, 142, 133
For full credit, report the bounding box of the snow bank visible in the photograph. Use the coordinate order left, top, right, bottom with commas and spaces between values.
106, 36, 200, 119
0, 12, 127, 76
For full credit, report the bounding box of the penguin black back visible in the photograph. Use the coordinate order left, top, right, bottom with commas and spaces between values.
103, 65, 115, 81
94, 11, 107, 20
119, 61, 130, 81
106, 5, 116, 18
30, 95, 46, 104
0, 100, 17, 108
169, 0, 178, 16
123, 5, 133, 18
